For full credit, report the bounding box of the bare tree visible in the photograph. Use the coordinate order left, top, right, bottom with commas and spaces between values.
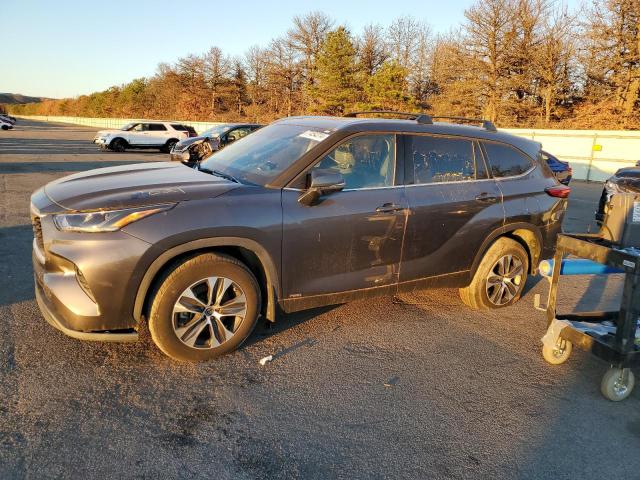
265, 37, 302, 116
387, 16, 423, 71
204, 46, 231, 115
463, 0, 518, 122
536, 5, 576, 124
357, 24, 389, 76
287, 10, 334, 105
582, 0, 640, 122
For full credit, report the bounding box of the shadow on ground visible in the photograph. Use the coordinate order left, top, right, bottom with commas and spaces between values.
0, 161, 146, 174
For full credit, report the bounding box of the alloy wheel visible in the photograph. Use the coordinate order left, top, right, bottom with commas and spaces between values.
485, 254, 524, 306
172, 276, 247, 349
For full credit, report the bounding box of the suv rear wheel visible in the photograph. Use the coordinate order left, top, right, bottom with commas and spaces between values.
148, 253, 260, 361
459, 237, 529, 310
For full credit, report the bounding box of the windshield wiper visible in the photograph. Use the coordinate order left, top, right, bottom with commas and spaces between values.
197, 165, 239, 183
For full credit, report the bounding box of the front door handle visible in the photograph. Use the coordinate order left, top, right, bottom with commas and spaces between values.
475, 193, 498, 203
376, 203, 404, 213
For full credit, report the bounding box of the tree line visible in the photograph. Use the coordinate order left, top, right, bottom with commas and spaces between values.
7, 0, 640, 129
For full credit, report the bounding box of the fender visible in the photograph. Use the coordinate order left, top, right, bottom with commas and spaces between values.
132, 236, 280, 322
470, 222, 543, 279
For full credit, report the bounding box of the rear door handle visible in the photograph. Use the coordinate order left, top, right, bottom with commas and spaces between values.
475, 193, 498, 203
376, 203, 404, 213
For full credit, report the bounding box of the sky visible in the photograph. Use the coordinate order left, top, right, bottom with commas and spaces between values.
0, 0, 582, 99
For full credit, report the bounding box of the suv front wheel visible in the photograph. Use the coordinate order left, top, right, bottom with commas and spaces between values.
148, 253, 261, 361
459, 237, 529, 310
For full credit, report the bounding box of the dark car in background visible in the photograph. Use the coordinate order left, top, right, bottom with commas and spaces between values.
542, 150, 571, 185
31, 112, 568, 362
170, 123, 262, 163
596, 164, 640, 222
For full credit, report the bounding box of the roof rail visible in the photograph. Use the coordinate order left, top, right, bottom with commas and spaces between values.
430, 116, 497, 132
344, 110, 433, 125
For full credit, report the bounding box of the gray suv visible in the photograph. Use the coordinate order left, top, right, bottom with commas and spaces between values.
31, 112, 569, 361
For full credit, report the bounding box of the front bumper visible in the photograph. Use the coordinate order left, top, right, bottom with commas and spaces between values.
35, 282, 137, 342
169, 147, 190, 162
31, 205, 152, 342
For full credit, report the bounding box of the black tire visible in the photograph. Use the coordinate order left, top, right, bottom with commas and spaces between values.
109, 138, 127, 152
161, 139, 178, 153
148, 253, 261, 362
1, 125, 8, 130
459, 237, 529, 310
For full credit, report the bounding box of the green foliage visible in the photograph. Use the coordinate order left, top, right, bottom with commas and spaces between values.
310, 26, 360, 115
364, 61, 415, 111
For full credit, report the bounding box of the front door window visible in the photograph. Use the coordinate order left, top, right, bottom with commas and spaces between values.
310, 134, 396, 189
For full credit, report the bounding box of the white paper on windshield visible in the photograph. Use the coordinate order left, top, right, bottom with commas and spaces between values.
298, 130, 329, 142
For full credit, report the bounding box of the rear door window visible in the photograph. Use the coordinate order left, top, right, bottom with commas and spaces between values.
482, 142, 533, 178
406, 135, 484, 184
149, 123, 167, 131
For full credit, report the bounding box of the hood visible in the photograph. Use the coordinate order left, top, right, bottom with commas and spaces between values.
44, 162, 239, 211
174, 134, 220, 150
95, 129, 122, 136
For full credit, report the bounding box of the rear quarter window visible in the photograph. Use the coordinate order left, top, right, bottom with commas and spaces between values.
482, 142, 534, 178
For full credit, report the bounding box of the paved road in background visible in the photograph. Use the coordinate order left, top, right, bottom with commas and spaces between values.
1, 120, 638, 479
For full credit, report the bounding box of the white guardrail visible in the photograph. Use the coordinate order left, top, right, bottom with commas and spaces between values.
14, 115, 640, 182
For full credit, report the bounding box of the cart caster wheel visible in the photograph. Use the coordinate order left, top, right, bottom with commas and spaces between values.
601, 368, 635, 402
542, 338, 572, 365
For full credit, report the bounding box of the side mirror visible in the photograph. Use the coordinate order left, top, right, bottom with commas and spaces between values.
298, 170, 345, 206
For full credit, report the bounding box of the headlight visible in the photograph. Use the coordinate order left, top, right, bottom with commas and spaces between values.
605, 180, 621, 194
53, 204, 174, 232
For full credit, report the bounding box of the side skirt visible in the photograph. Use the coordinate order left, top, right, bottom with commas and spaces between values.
280, 270, 470, 313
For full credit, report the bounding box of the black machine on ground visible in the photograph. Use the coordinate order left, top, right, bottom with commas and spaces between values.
537, 191, 640, 401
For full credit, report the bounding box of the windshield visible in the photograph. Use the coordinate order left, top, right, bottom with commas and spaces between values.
618, 170, 640, 178
199, 123, 329, 185
121, 123, 136, 131
202, 125, 233, 137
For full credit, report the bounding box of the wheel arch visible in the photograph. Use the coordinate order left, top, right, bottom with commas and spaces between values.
133, 237, 280, 323
470, 223, 543, 278
109, 136, 128, 147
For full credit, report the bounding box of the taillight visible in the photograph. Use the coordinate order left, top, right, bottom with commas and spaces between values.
545, 185, 571, 198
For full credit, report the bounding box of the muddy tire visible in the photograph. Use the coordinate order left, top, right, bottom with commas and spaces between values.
459, 237, 529, 310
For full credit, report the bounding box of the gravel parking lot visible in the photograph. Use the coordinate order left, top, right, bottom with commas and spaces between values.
1, 119, 638, 479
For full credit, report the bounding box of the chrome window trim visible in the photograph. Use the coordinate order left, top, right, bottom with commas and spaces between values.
405, 177, 497, 188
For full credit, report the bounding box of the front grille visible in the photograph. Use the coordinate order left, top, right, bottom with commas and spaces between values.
31, 215, 44, 251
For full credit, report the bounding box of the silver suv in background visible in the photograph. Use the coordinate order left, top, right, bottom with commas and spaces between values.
93, 121, 197, 152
